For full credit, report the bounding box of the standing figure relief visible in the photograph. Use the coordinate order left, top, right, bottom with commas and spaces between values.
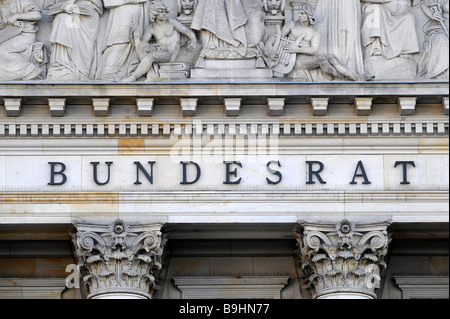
0, 0, 46, 81
46, 0, 104, 81
417, 0, 449, 79
0, 0, 448, 82
94, 0, 149, 81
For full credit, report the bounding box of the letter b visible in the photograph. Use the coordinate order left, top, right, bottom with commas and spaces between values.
48, 162, 67, 186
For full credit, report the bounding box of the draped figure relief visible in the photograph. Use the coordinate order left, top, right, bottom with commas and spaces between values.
262, 2, 372, 81
46, 0, 104, 81
361, 0, 420, 80
191, 0, 266, 67
0, 0, 448, 82
418, 0, 449, 79
0, 0, 46, 81
94, 0, 149, 81
314, 0, 366, 76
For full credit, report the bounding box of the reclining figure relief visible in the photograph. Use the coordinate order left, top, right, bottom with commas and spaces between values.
122, 0, 197, 82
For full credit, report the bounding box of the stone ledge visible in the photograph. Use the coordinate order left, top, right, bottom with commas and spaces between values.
1, 81, 448, 98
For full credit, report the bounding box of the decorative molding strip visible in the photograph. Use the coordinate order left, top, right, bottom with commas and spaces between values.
394, 276, 449, 299
0, 121, 447, 138
173, 276, 289, 299
0, 278, 67, 299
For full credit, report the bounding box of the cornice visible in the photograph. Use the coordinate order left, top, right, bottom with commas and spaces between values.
1, 81, 448, 97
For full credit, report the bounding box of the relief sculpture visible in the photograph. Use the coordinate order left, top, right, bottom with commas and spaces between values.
361, 0, 420, 80
122, 0, 197, 82
46, 0, 104, 81
0, 0, 46, 81
95, 0, 149, 81
262, 3, 372, 81
417, 0, 449, 79
0, 0, 448, 82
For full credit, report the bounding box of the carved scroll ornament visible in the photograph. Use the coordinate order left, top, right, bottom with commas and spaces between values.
71, 219, 167, 299
295, 219, 392, 299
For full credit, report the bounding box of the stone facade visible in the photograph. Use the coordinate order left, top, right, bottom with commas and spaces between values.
0, 0, 448, 300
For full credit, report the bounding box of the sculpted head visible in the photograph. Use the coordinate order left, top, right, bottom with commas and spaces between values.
178, 0, 198, 16
149, 0, 169, 22
263, 0, 285, 15
298, 2, 315, 25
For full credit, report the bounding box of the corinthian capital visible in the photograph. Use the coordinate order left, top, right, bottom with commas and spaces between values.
71, 219, 167, 299
295, 219, 392, 299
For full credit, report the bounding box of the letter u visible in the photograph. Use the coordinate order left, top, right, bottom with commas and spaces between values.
90, 162, 113, 186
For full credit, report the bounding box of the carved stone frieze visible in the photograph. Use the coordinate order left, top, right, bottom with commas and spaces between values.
295, 219, 392, 299
71, 219, 167, 299
0, 0, 447, 82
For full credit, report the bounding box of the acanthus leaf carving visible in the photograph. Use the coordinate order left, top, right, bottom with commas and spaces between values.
295, 219, 392, 299
71, 219, 167, 299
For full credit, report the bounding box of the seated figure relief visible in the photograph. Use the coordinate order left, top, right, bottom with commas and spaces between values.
46, 0, 104, 81
0, 0, 448, 82
191, 0, 266, 67
262, 2, 372, 81
0, 0, 46, 81
122, 0, 197, 82
361, 0, 421, 80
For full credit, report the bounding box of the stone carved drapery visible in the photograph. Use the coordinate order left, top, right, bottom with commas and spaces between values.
0, 0, 46, 81
71, 219, 167, 299
0, 0, 448, 82
295, 219, 392, 299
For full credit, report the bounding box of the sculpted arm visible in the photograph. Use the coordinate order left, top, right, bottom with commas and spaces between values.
132, 25, 154, 60
171, 19, 198, 49
6, 10, 41, 26
281, 21, 295, 38
421, 0, 445, 21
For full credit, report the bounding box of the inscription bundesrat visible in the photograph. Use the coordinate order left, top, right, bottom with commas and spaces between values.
46, 160, 417, 186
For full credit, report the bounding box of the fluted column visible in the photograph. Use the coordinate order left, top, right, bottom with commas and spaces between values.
71, 219, 167, 299
295, 219, 392, 299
